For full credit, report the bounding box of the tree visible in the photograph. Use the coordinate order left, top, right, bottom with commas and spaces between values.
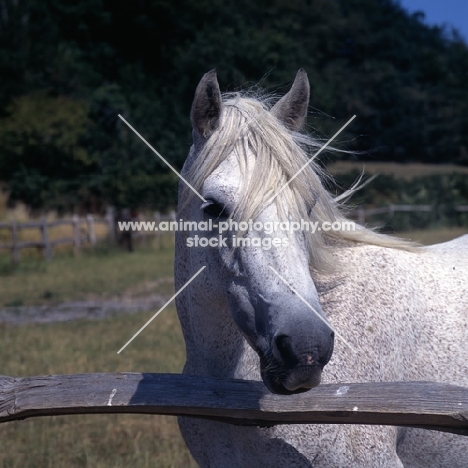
1, 0, 467, 212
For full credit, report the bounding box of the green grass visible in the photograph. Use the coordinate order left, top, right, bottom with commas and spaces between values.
0, 242, 175, 308
0, 308, 197, 468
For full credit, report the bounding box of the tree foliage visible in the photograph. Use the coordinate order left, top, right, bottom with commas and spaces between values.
0, 94, 92, 210
0, 0, 467, 211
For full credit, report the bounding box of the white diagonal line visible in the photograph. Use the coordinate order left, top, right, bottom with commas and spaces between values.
117, 266, 206, 354
270, 115, 356, 202
269, 266, 356, 353
118, 114, 206, 203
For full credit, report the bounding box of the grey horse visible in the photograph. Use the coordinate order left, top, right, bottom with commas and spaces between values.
175, 69, 468, 467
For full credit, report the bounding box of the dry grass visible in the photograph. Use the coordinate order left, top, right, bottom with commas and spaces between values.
326, 161, 468, 180
0, 193, 30, 222
398, 227, 467, 245
0, 309, 197, 468
0, 243, 197, 467
0, 190, 9, 217
0, 244, 175, 308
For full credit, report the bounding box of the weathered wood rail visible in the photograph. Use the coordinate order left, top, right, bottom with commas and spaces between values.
352, 204, 468, 225
1, 205, 466, 262
0, 211, 175, 262
0, 215, 111, 262
1, 373, 467, 436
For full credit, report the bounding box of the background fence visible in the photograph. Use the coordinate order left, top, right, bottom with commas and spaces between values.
1, 205, 467, 263
352, 204, 468, 226
0, 209, 176, 263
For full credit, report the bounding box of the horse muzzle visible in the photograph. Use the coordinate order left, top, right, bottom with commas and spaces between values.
260, 331, 334, 395
261, 357, 325, 395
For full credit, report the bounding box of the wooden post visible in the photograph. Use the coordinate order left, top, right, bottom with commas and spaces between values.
169, 210, 176, 246
11, 220, 19, 264
154, 211, 161, 249
87, 214, 96, 246
106, 206, 116, 244
41, 218, 52, 260
140, 213, 147, 248
72, 215, 81, 256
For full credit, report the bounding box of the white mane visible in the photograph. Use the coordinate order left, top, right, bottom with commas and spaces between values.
182, 92, 419, 272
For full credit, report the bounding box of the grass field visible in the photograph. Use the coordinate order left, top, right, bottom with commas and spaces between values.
0, 243, 197, 468
1, 227, 466, 467
0, 242, 175, 308
399, 227, 467, 245
0, 309, 197, 468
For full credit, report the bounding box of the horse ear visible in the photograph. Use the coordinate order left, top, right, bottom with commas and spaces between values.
271, 68, 310, 131
191, 69, 223, 139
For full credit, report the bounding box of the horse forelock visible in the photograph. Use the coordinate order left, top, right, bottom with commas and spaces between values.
181, 92, 419, 273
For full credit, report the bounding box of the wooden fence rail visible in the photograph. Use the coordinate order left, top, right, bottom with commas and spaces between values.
0, 211, 175, 262
0, 373, 467, 436
352, 204, 468, 225
1, 205, 467, 262
0, 215, 112, 262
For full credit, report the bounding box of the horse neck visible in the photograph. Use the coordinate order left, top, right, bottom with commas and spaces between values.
174, 233, 260, 380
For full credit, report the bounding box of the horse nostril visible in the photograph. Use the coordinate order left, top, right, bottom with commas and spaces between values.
275, 334, 288, 352
274, 334, 298, 366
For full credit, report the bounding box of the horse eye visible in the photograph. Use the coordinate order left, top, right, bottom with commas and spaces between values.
201, 201, 229, 219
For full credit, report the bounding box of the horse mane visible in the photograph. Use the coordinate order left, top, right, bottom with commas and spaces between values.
182, 91, 419, 273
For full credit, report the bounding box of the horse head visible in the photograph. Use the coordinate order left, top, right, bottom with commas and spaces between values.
177, 69, 335, 394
